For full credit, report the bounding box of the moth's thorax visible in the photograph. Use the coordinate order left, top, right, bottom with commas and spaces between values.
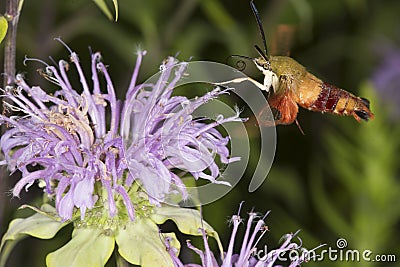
269, 55, 307, 78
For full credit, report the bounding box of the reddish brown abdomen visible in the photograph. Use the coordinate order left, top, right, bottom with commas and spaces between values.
297, 76, 374, 122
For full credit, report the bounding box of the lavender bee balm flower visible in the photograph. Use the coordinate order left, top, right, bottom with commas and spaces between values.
0, 42, 243, 267
0, 42, 241, 221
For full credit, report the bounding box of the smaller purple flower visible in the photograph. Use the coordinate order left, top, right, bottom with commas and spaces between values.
167, 205, 322, 267
372, 44, 400, 118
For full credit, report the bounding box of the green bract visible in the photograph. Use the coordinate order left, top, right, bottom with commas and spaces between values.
47, 228, 115, 267
0, 205, 221, 267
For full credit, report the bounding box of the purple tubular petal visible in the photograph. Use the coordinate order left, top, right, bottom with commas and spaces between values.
55, 176, 70, 207
187, 240, 207, 266
98, 62, 119, 137
91, 53, 102, 95
239, 218, 264, 265
58, 190, 74, 221
71, 53, 103, 136
120, 50, 146, 143
102, 179, 117, 218
222, 215, 241, 267
12, 169, 49, 197
13, 88, 46, 118
127, 50, 146, 99
105, 150, 118, 185
199, 228, 217, 267
57, 60, 79, 107
115, 185, 135, 220
73, 175, 96, 220
238, 213, 255, 261
90, 53, 106, 137
164, 237, 184, 267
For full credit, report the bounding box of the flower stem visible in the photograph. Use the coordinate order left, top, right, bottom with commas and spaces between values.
0, 0, 22, 232
3, 0, 22, 88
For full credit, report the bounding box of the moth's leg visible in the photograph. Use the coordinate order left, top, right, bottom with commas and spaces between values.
214, 77, 269, 92
295, 119, 305, 135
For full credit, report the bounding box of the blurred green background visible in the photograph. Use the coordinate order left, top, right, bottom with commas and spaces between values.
1, 0, 399, 266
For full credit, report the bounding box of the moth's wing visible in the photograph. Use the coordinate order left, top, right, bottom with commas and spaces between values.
258, 74, 299, 126
270, 24, 297, 56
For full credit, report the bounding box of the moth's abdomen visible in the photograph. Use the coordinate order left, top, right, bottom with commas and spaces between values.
305, 81, 374, 122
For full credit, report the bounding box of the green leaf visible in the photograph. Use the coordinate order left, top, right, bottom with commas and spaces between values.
201, 0, 235, 31
115, 217, 179, 267
112, 0, 119, 21
0, 16, 8, 44
0, 204, 66, 250
46, 228, 115, 267
151, 206, 223, 254
0, 204, 67, 267
93, 0, 118, 21
18, 0, 25, 13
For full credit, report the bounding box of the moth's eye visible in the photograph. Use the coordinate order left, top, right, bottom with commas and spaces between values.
263, 63, 270, 70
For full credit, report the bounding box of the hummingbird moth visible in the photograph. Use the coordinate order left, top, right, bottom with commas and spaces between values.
218, 1, 374, 131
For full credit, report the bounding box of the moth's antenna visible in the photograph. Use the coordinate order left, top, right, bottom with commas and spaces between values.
250, 0, 268, 57
254, 45, 269, 63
